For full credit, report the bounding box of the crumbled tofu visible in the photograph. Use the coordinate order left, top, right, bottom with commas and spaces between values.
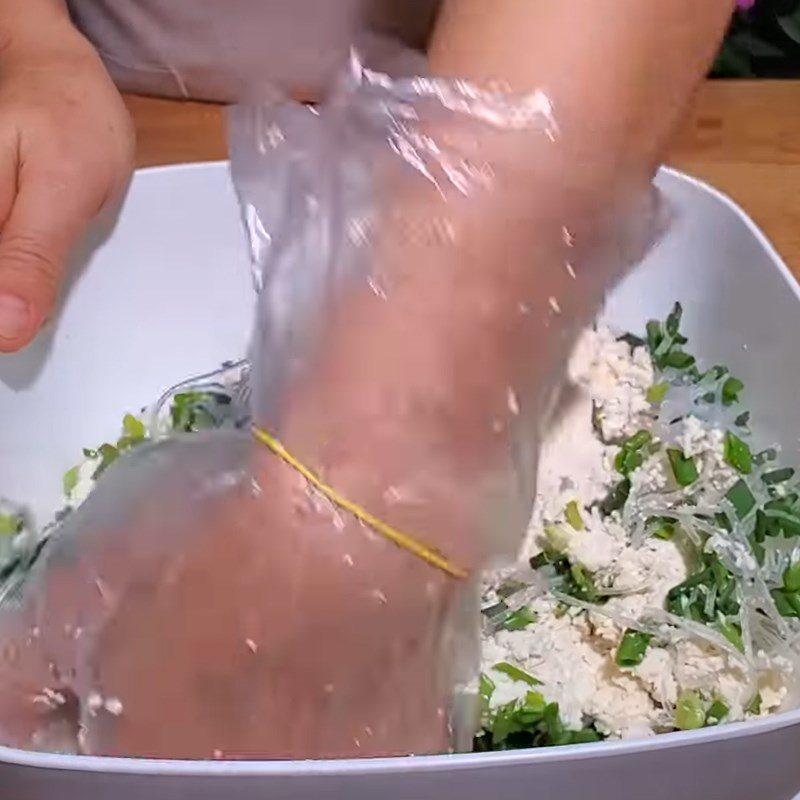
569, 326, 654, 442
481, 324, 793, 742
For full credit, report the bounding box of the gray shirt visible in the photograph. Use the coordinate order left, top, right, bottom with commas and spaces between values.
67, 0, 439, 102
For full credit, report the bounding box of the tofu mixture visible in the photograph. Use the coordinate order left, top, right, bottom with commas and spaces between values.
2, 307, 799, 753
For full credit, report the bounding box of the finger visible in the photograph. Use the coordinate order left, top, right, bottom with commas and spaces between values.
0, 134, 17, 232
0, 169, 95, 353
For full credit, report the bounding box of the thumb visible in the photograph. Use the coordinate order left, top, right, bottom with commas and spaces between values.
0, 173, 93, 353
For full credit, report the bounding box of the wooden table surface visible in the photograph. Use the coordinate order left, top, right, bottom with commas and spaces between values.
124, 80, 800, 274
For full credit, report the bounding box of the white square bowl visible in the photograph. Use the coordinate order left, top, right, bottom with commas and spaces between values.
1, 163, 799, 800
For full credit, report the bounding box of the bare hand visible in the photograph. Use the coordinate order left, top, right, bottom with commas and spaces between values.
0, 22, 134, 352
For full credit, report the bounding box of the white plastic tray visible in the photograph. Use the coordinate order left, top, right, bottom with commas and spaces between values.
1, 163, 800, 800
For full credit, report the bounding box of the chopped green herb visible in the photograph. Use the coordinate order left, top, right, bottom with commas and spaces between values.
667, 449, 699, 487
616, 630, 653, 667
746, 693, 762, 716
722, 377, 744, 406
715, 613, 744, 652
92, 443, 120, 480
492, 662, 542, 687
62, 466, 80, 496
117, 413, 147, 450
615, 430, 652, 478
667, 552, 740, 625
475, 695, 602, 751
501, 607, 537, 632
664, 350, 696, 370
0, 514, 22, 537
565, 500, 584, 531
724, 431, 753, 475
479, 673, 495, 709
706, 699, 729, 725
675, 690, 706, 730
646, 382, 670, 405
565, 563, 600, 603
170, 391, 232, 433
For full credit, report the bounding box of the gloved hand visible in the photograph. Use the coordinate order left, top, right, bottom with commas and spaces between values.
0, 431, 470, 759
0, 65, 660, 760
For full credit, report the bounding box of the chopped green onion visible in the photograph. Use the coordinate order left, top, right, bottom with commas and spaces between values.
706, 698, 729, 725
529, 552, 552, 570
492, 662, 542, 687
542, 703, 565, 743
567, 728, 603, 744
518, 690, 546, 720
616, 630, 653, 667
479, 673, 495, 707
0, 514, 22, 537
784, 561, 800, 593
667, 449, 699, 487
489, 702, 517, 745
648, 516, 677, 541
715, 614, 744, 652
726, 480, 756, 519
675, 690, 706, 730
746, 693, 762, 716
625, 430, 652, 451
543, 524, 571, 555
91, 443, 120, 480
497, 580, 527, 600
763, 467, 795, 485
501, 607, 537, 632
62, 466, 80, 496
564, 501, 584, 531
724, 431, 753, 475
665, 303, 683, 336
599, 479, 631, 515
734, 411, 750, 429
774, 589, 800, 617
755, 447, 778, 465
772, 588, 799, 618
646, 320, 663, 356
567, 563, 599, 602
117, 414, 147, 451
646, 382, 670, 405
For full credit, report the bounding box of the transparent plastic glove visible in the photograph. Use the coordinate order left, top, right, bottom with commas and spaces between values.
0, 58, 663, 759
0, 435, 471, 759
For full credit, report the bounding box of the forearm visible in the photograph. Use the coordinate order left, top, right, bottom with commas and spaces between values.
278, 5, 733, 566
430, 0, 734, 186
0, 0, 91, 59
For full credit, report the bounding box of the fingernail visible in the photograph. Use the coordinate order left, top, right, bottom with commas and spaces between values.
0, 294, 31, 341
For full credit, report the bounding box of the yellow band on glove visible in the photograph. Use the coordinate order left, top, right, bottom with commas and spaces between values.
252, 426, 468, 579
